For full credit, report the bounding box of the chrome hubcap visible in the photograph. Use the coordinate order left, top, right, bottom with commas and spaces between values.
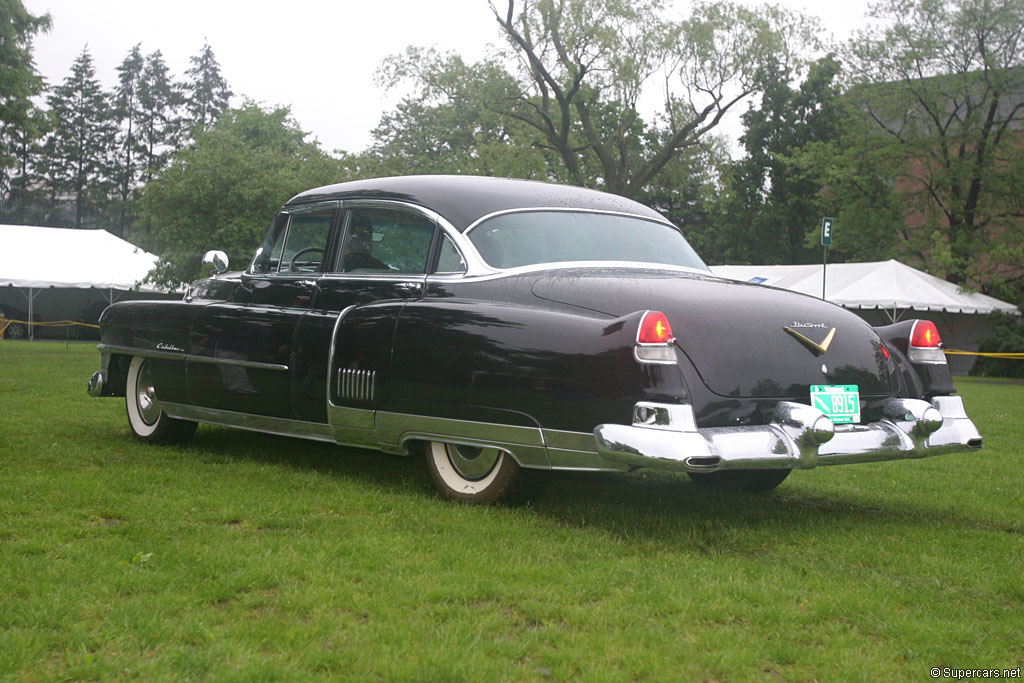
136, 362, 160, 425
445, 444, 502, 481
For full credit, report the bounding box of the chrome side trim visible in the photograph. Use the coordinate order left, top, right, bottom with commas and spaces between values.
98, 344, 186, 363
326, 305, 357, 409
96, 344, 287, 372
161, 402, 336, 443
594, 397, 980, 473
544, 429, 630, 472
185, 355, 289, 372
375, 412, 550, 469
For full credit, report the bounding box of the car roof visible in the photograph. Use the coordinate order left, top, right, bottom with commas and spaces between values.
284, 175, 667, 232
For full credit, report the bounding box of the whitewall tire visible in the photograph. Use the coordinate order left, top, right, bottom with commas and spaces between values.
425, 441, 546, 505
125, 356, 196, 444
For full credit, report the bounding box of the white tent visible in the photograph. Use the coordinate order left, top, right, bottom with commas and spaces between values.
710, 260, 1019, 319
0, 225, 163, 339
0, 224, 161, 291
710, 260, 1020, 373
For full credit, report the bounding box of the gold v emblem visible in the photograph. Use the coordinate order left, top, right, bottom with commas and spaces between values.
784, 326, 836, 356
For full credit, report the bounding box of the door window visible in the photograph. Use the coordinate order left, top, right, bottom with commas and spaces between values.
280, 211, 333, 273
336, 207, 435, 275
251, 207, 335, 274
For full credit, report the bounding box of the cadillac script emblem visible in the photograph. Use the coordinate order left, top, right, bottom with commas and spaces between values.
784, 325, 836, 356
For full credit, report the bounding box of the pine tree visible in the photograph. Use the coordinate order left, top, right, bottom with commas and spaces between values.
0, 0, 51, 220
112, 43, 146, 237
138, 49, 181, 184
42, 47, 117, 229
183, 41, 232, 133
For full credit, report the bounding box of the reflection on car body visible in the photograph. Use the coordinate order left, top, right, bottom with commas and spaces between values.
88, 175, 982, 504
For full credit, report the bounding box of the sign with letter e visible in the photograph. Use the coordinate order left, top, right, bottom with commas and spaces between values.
821, 217, 834, 247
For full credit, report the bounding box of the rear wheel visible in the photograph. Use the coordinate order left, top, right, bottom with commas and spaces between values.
687, 469, 791, 493
125, 356, 196, 444
425, 441, 546, 505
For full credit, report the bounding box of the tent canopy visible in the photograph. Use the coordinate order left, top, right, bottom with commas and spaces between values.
0, 224, 161, 292
710, 260, 1019, 316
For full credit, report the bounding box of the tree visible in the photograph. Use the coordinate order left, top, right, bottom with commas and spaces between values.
140, 103, 345, 287
704, 54, 903, 265
380, 0, 817, 198
111, 43, 146, 237
844, 0, 1024, 299
0, 0, 51, 219
369, 51, 552, 179
41, 47, 116, 229
137, 50, 182, 184
183, 41, 232, 133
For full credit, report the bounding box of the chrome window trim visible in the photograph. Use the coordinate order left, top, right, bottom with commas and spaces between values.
428, 260, 711, 285
97, 344, 288, 372
464, 206, 677, 234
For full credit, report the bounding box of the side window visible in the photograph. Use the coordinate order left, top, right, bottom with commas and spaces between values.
280, 210, 333, 273
435, 234, 467, 274
336, 207, 435, 274
251, 208, 334, 274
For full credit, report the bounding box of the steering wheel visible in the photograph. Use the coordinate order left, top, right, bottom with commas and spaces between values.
289, 247, 325, 272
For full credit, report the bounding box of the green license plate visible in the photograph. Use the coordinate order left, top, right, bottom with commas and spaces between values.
810, 384, 861, 424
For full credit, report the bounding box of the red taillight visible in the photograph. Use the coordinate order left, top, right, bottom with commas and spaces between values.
910, 320, 941, 348
908, 319, 947, 364
638, 311, 674, 344
881, 344, 890, 360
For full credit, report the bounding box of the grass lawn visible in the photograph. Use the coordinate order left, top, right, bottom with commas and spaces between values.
1, 342, 1022, 680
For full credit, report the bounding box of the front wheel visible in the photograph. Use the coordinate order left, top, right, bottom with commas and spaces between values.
425, 441, 546, 505
125, 356, 197, 444
4, 321, 27, 339
687, 469, 791, 493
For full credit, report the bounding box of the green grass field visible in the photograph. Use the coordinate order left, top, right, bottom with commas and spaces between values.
1, 342, 1022, 680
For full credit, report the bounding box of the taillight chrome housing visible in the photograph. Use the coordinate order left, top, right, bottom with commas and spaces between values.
635, 311, 676, 364
908, 320, 946, 364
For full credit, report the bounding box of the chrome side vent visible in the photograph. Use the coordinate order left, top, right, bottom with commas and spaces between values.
337, 368, 376, 403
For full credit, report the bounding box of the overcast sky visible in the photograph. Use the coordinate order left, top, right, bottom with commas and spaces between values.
24, 0, 877, 155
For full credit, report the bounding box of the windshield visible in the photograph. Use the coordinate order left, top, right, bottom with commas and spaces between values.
468, 211, 707, 271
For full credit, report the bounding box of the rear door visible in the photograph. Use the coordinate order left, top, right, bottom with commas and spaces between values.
291, 203, 439, 430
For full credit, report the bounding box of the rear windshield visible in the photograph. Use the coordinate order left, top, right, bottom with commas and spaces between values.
468, 210, 708, 271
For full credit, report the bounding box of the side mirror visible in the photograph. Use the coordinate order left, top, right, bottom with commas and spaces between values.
201, 250, 229, 277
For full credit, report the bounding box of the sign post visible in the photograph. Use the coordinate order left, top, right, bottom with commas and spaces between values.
820, 217, 833, 300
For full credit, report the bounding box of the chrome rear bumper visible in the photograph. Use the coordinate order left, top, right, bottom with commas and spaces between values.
594, 396, 982, 472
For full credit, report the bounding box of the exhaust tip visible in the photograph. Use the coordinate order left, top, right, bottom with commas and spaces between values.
967, 438, 983, 450
684, 456, 722, 470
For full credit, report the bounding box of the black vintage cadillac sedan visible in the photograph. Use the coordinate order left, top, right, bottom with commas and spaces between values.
88, 175, 982, 503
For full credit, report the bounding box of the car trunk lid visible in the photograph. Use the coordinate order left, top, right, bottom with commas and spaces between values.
531, 268, 891, 399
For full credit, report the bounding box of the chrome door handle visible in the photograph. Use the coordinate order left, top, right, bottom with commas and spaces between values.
396, 281, 422, 294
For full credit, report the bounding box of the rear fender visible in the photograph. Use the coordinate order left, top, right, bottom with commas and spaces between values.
873, 320, 955, 399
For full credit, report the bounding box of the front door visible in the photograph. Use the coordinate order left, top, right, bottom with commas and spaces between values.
186, 202, 338, 418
